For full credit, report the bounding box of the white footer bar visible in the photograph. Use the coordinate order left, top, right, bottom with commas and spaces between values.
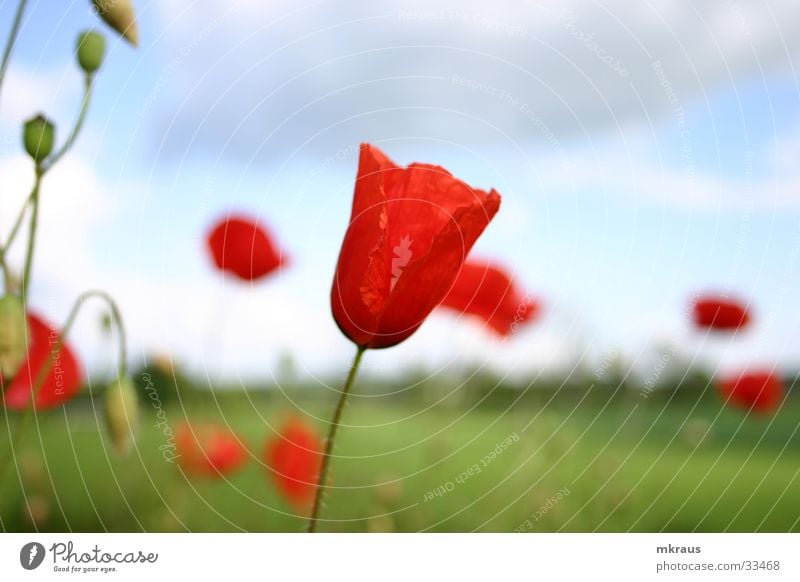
1, 533, 797, 580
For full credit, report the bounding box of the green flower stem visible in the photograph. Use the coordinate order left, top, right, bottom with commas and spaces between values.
0, 0, 29, 98
307, 345, 365, 533
0, 289, 128, 487
2, 74, 93, 295
0, 181, 35, 292
19, 165, 41, 301
41, 73, 92, 173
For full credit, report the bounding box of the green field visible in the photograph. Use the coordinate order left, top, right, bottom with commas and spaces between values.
2, 372, 799, 533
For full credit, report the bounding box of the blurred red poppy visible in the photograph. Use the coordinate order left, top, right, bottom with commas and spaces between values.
331, 144, 501, 349
265, 418, 322, 508
176, 423, 247, 477
692, 296, 750, 331
206, 215, 286, 281
439, 260, 538, 336
2, 312, 82, 410
718, 371, 782, 413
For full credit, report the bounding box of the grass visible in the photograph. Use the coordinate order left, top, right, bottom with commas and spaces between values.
1, 377, 799, 532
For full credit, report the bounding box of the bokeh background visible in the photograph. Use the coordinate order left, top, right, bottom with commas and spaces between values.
1, 0, 799, 532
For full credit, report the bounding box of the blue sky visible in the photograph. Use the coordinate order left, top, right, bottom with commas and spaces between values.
1, 0, 799, 382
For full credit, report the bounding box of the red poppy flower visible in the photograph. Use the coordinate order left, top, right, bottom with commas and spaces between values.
331, 144, 501, 349
692, 295, 750, 331
175, 423, 247, 477
206, 215, 286, 281
438, 260, 538, 336
2, 312, 82, 410
717, 371, 782, 413
264, 418, 322, 508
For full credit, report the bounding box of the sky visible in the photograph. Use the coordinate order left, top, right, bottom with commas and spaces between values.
1, 0, 799, 385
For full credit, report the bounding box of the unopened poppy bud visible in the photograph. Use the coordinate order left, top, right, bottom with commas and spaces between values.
104, 376, 139, 455
92, 0, 138, 47
76, 30, 106, 73
0, 295, 28, 379
22, 115, 55, 162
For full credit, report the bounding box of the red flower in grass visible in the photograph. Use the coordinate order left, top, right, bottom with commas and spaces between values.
2, 312, 82, 410
692, 295, 750, 331
439, 260, 538, 336
206, 215, 286, 281
718, 371, 782, 413
176, 423, 247, 477
265, 418, 322, 508
331, 144, 501, 349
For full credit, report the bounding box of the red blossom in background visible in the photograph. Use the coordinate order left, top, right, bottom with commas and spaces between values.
438, 260, 538, 336
206, 215, 287, 282
175, 423, 247, 477
717, 371, 782, 413
331, 144, 501, 349
2, 312, 82, 410
265, 418, 322, 508
692, 295, 750, 331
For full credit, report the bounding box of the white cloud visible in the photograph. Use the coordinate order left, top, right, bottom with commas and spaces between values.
151, 0, 800, 161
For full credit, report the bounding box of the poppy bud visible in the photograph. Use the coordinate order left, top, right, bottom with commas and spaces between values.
0, 295, 28, 379
92, 0, 138, 47
104, 376, 139, 455
22, 115, 55, 162
76, 30, 106, 74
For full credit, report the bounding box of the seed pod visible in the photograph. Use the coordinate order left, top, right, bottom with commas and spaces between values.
92, 0, 138, 47
0, 295, 28, 379
22, 115, 55, 162
104, 376, 139, 455
76, 30, 106, 74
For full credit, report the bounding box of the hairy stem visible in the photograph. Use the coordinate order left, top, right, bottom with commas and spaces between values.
307, 346, 365, 533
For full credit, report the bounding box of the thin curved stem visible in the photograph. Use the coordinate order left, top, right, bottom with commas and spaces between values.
307, 346, 365, 533
0, 182, 32, 292
41, 73, 92, 173
0, 289, 128, 486
0, 0, 28, 99
0, 0, 30, 289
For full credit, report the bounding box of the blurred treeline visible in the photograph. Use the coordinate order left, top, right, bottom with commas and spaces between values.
69, 358, 800, 413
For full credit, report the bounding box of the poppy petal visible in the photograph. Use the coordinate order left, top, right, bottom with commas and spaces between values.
206, 215, 286, 281
264, 418, 322, 508
332, 144, 501, 349
717, 371, 782, 413
439, 260, 538, 336
2, 312, 82, 410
